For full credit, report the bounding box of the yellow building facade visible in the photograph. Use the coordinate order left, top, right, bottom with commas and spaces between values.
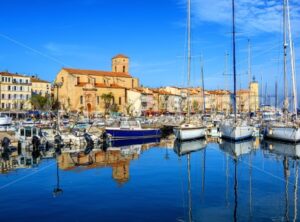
0, 72, 32, 110
54, 54, 139, 114
249, 80, 259, 112
31, 77, 51, 96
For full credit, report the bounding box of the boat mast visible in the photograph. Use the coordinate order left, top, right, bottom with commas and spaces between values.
224, 52, 229, 114
286, 0, 298, 118
283, 0, 289, 114
186, 0, 191, 122
275, 81, 278, 109
248, 39, 252, 113
201, 55, 206, 114
232, 0, 237, 123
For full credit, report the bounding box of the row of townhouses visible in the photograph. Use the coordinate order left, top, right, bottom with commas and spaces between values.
0, 72, 51, 110
53, 54, 259, 115
1, 54, 259, 114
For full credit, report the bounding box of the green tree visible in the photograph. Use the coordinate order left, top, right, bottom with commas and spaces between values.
124, 103, 133, 116
192, 100, 199, 113
30, 94, 52, 110
110, 103, 119, 113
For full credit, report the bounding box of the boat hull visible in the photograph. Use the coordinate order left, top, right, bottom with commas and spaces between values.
265, 126, 300, 143
105, 128, 161, 140
0, 116, 12, 125
220, 124, 253, 141
173, 127, 206, 141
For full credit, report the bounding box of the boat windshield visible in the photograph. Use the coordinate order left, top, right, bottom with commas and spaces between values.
0, 113, 7, 118
120, 120, 140, 129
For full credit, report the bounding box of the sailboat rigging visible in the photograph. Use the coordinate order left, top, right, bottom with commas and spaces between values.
173, 0, 206, 141
219, 0, 253, 141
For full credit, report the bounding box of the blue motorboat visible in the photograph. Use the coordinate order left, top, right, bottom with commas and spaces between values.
105, 118, 161, 141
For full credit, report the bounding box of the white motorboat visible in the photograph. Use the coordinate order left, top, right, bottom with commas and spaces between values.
0, 113, 14, 132
0, 113, 12, 125
15, 125, 40, 148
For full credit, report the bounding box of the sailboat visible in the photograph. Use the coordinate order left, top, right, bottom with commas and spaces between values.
264, 0, 300, 143
173, 0, 206, 141
219, 0, 253, 141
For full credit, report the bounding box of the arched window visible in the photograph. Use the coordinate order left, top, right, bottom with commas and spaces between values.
115, 66, 117, 72
123, 66, 126, 73
80, 96, 83, 104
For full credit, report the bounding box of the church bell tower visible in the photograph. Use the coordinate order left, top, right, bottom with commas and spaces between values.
112, 54, 129, 73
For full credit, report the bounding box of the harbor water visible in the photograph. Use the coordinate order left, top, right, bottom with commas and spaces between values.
0, 138, 299, 222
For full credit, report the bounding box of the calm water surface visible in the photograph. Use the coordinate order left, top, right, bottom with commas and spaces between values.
0, 138, 299, 222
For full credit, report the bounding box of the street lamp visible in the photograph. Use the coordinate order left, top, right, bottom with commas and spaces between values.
53, 82, 63, 132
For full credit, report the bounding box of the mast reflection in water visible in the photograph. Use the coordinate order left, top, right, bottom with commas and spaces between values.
174, 139, 207, 222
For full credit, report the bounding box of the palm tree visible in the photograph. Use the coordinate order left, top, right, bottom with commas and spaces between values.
101, 92, 114, 114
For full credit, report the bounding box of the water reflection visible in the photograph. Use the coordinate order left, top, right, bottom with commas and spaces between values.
173, 139, 207, 156
219, 139, 255, 222
58, 138, 160, 184
263, 139, 300, 159
262, 140, 299, 222
219, 139, 254, 158
173, 139, 207, 222
53, 161, 63, 197
1, 137, 300, 221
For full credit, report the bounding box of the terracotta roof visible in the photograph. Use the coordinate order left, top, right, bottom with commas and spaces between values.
159, 90, 179, 96
63, 68, 132, 78
76, 82, 125, 89
31, 77, 50, 83
237, 89, 249, 94
207, 90, 231, 95
112, 54, 128, 59
0, 71, 30, 78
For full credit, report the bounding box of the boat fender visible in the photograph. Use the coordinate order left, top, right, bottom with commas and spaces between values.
54, 135, 63, 144
32, 136, 41, 150
269, 128, 273, 135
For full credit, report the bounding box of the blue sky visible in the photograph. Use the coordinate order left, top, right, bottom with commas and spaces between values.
0, 0, 299, 99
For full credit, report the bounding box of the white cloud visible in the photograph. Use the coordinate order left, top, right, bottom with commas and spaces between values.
191, 0, 300, 36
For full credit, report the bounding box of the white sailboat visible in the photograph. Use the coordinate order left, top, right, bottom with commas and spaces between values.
265, 0, 300, 143
173, 0, 206, 141
219, 0, 253, 141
